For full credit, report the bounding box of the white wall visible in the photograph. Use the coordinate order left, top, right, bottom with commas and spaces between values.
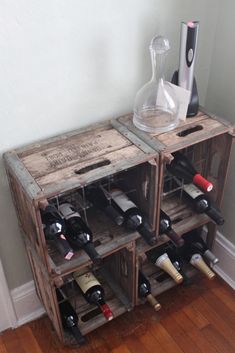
0, 0, 219, 289
205, 0, 235, 245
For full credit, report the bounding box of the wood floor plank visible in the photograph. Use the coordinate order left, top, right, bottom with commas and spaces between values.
212, 285, 235, 313
201, 324, 235, 353
139, 331, 167, 353
172, 308, 220, 353
124, 334, 150, 353
0, 336, 8, 353
28, 317, 60, 353
183, 304, 209, 329
111, 344, 131, 353
2, 329, 26, 353
149, 322, 184, 353
16, 326, 43, 353
192, 296, 235, 349
202, 289, 235, 329
161, 313, 204, 353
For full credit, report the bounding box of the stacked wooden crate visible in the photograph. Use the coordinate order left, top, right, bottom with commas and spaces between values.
4, 108, 234, 345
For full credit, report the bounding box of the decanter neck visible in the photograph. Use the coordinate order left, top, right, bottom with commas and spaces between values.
150, 50, 166, 82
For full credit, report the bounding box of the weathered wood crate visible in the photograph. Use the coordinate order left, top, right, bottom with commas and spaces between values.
4, 108, 234, 345
26, 240, 136, 345
117, 107, 235, 249
4, 120, 159, 275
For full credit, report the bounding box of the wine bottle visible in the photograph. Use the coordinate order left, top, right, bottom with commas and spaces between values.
190, 254, 215, 280
147, 247, 183, 284
73, 270, 113, 321
182, 184, 224, 225
163, 242, 193, 285
39, 201, 74, 260
159, 210, 184, 247
166, 151, 213, 192
109, 188, 156, 245
138, 271, 161, 311
59, 203, 101, 265
182, 230, 219, 265
85, 186, 124, 225
56, 288, 86, 345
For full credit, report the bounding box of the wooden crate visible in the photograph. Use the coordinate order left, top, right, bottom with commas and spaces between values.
27, 240, 136, 345
117, 108, 235, 248
4, 109, 234, 345
4, 120, 159, 275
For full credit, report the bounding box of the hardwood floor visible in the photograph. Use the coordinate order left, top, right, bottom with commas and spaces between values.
1, 276, 235, 353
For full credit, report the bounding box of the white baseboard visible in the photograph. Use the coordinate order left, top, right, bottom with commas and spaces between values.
213, 231, 235, 289
0, 260, 17, 332
11, 280, 45, 327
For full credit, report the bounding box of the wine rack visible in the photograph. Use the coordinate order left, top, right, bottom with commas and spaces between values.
4, 109, 234, 346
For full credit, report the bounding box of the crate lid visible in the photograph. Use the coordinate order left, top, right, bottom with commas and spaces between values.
117, 109, 233, 153
4, 119, 157, 199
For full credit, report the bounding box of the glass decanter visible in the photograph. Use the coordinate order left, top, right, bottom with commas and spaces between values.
133, 35, 179, 133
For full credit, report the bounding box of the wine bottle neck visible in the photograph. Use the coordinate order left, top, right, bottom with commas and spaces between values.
99, 302, 113, 321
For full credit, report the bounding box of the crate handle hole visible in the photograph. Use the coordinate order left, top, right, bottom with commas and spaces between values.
93, 239, 101, 247
172, 216, 183, 224
177, 125, 203, 137
74, 160, 111, 175
80, 307, 102, 322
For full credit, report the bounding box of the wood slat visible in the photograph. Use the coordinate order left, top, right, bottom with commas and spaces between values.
20, 128, 132, 179
36, 145, 148, 189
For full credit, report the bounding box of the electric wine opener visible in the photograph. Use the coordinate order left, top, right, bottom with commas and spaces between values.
172, 21, 199, 117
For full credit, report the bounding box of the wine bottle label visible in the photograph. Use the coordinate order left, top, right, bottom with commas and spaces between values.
73, 271, 100, 293
183, 183, 204, 199
110, 189, 136, 212
59, 203, 81, 220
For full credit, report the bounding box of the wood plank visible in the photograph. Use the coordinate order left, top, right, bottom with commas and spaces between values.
212, 285, 235, 313
15, 326, 44, 353
201, 324, 235, 353
157, 118, 227, 148
201, 289, 235, 330
3, 152, 42, 199
192, 296, 235, 349
111, 118, 157, 154
160, 314, 203, 353
0, 336, 8, 353
111, 344, 131, 353
149, 322, 184, 353
2, 329, 26, 353
34, 146, 154, 197
183, 304, 209, 329
170, 310, 220, 353
36, 145, 145, 187
139, 330, 167, 353
124, 334, 150, 353
28, 317, 60, 353
21, 128, 132, 179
